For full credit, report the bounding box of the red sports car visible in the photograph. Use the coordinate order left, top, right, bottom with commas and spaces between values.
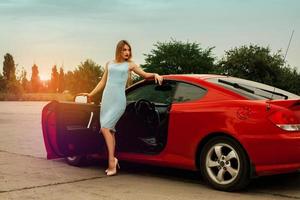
41, 74, 300, 191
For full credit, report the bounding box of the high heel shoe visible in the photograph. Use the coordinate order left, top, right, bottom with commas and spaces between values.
106, 157, 120, 176
104, 157, 118, 173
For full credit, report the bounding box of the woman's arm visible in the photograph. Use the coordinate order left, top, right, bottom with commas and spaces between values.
89, 62, 108, 97
129, 62, 163, 85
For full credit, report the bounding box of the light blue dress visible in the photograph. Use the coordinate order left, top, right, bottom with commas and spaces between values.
100, 61, 129, 132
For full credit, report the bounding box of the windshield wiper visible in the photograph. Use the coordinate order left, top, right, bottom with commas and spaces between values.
218, 79, 273, 99
218, 79, 288, 100
218, 79, 255, 94
256, 88, 288, 100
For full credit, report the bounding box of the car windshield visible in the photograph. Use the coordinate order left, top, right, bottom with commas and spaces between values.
207, 77, 300, 100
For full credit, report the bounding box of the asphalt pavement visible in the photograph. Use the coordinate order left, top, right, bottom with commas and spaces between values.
0, 101, 299, 200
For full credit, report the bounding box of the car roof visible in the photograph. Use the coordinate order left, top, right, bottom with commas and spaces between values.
162, 74, 227, 80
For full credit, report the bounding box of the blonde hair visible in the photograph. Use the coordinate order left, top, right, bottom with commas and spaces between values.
115, 40, 132, 62
126, 72, 133, 88
115, 40, 133, 87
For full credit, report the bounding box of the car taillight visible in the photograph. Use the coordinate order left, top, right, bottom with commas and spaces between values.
269, 110, 300, 131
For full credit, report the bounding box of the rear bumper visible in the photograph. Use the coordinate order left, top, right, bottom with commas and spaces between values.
242, 132, 300, 176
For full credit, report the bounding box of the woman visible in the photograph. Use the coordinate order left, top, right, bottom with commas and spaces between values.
82, 40, 163, 176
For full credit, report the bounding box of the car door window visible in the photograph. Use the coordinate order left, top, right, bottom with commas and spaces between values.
126, 82, 176, 104
172, 82, 207, 103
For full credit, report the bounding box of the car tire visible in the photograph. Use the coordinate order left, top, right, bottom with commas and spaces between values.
200, 136, 250, 191
65, 155, 87, 167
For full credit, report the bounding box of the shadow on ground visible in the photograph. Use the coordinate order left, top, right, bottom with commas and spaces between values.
63, 157, 300, 193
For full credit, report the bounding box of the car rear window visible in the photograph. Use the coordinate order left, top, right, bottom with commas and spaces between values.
207, 77, 300, 100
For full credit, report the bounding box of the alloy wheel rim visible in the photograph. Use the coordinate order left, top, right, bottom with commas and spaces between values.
205, 143, 240, 185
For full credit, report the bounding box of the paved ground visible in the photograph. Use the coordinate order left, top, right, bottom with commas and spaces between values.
0, 101, 299, 200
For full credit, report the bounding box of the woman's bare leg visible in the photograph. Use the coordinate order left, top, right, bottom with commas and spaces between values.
112, 132, 116, 150
101, 128, 116, 169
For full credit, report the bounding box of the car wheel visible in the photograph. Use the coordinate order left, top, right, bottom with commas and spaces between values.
65, 155, 87, 167
200, 136, 250, 191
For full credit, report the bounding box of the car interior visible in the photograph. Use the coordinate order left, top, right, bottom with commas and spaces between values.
115, 81, 176, 154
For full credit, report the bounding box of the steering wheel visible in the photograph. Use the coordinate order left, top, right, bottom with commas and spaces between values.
134, 99, 157, 124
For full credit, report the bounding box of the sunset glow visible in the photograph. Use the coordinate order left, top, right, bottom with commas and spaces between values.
40, 74, 50, 81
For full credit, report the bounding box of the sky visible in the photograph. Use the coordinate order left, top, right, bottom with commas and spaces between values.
0, 0, 299, 80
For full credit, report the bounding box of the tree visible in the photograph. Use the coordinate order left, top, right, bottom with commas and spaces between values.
0, 73, 5, 92
58, 67, 65, 93
277, 66, 300, 95
30, 64, 41, 92
142, 39, 216, 75
5, 80, 24, 96
218, 44, 300, 94
219, 45, 283, 84
64, 59, 104, 102
1, 53, 23, 96
50, 65, 59, 92
3, 53, 16, 81
20, 68, 29, 92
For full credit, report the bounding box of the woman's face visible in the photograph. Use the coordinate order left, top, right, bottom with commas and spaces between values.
121, 44, 131, 60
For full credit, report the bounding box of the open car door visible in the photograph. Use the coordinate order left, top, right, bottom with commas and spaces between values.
41, 100, 104, 159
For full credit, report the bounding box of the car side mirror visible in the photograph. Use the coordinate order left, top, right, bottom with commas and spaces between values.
74, 95, 89, 103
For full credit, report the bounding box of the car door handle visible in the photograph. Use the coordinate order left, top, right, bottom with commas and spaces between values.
87, 112, 94, 128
